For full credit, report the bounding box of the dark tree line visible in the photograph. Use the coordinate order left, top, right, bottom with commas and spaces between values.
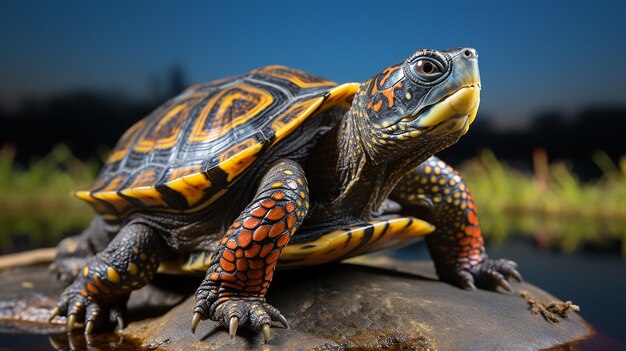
439, 107, 626, 179
1, 66, 624, 180
1, 65, 187, 162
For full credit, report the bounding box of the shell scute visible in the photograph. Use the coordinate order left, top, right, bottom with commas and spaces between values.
77, 66, 359, 220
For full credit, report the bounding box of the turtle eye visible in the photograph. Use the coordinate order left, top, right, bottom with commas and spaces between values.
412, 59, 443, 81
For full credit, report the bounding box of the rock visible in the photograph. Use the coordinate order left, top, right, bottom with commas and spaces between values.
0, 256, 592, 350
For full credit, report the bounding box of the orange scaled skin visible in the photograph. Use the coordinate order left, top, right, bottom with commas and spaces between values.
193, 159, 309, 332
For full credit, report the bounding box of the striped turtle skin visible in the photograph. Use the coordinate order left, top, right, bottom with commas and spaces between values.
75, 66, 359, 221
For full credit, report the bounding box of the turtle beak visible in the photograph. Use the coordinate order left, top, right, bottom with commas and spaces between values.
412, 84, 480, 132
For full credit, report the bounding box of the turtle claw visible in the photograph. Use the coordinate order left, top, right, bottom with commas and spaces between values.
229, 316, 239, 339
511, 269, 523, 282
262, 324, 270, 344
498, 277, 513, 293
191, 312, 202, 334
85, 320, 94, 334
67, 314, 77, 332
461, 279, 477, 291
276, 313, 289, 329
49, 307, 61, 322
108, 307, 126, 332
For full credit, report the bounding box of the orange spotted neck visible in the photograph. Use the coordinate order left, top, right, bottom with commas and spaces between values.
332, 90, 444, 219
332, 109, 402, 218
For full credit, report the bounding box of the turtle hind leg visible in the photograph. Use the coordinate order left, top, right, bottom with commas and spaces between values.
192, 159, 309, 342
51, 222, 170, 333
391, 156, 522, 292
51, 216, 114, 285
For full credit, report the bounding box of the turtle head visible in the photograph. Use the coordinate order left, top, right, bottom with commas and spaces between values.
349, 47, 480, 162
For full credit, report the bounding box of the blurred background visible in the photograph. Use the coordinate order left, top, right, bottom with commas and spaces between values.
0, 0, 625, 349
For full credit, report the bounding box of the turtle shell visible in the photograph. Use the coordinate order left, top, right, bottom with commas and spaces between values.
75, 66, 360, 221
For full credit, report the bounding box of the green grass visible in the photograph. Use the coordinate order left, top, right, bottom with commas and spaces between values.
0, 145, 98, 248
0, 145, 624, 254
460, 149, 626, 254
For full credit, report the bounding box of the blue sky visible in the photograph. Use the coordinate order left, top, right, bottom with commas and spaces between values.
1, 1, 624, 129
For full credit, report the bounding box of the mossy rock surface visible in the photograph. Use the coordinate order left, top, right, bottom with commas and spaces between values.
0, 257, 591, 350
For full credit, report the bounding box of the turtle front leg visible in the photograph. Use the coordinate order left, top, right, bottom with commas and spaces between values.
391, 156, 522, 291
192, 159, 309, 342
50, 222, 169, 333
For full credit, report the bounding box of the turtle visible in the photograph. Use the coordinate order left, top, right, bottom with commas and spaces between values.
49, 47, 522, 342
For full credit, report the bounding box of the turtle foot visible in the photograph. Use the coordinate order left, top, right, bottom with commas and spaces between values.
50, 279, 127, 334
192, 296, 288, 343
446, 258, 522, 293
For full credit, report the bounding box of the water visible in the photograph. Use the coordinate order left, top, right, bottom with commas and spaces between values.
0, 235, 625, 350
0, 332, 141, 350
